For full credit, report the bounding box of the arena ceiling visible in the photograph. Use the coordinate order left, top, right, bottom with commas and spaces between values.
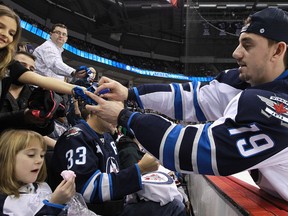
4, 0, 288, 84
8, 0, 288, 60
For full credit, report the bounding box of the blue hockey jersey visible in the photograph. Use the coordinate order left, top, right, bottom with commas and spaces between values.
49, 120, 142, 205
120, 68, 288, 201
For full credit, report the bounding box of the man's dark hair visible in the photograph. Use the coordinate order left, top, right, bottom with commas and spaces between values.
50, 23, 68, 33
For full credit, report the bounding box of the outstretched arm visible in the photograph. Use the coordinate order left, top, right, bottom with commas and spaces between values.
18, 71, 83, 95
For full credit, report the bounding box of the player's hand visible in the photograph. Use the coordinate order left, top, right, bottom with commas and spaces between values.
85, 91, 124, 125
138, 153, 160, 174
96, 76, 128, 101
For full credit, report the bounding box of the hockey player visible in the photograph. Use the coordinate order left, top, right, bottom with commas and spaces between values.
85, 8, 288, 202
49, 107, 186, 216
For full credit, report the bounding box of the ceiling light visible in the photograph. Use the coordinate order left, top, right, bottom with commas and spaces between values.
226, 4, 246, 8
198, 4, 217, 8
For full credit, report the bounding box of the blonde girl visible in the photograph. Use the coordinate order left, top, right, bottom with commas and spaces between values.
0, 129, 75, 215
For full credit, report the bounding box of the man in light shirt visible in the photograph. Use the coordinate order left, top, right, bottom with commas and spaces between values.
33, 23, 86, 81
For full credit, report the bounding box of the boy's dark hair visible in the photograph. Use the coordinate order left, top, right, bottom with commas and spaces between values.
15, 51, 36, 61
80, 107, 90, 121
17, 41, 35, 54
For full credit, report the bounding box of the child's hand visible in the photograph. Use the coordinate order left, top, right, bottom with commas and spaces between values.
138, 153, 159, 174
49, 177, 76, 204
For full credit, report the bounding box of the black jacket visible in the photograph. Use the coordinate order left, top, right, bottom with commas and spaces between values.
0, 61, 54, 135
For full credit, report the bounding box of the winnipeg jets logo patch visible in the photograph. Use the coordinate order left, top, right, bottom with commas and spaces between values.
258, 95, 288, 124
65, 127, 82, 137
142, 172, 174, 185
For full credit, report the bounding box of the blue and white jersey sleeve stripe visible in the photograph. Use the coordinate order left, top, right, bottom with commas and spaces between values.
132, 80, 242, 122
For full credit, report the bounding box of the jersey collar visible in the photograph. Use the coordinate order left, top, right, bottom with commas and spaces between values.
275, 69, 288, 81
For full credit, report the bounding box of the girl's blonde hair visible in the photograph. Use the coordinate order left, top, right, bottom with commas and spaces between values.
0, 5, 22, 79
0, 130, 47, 197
